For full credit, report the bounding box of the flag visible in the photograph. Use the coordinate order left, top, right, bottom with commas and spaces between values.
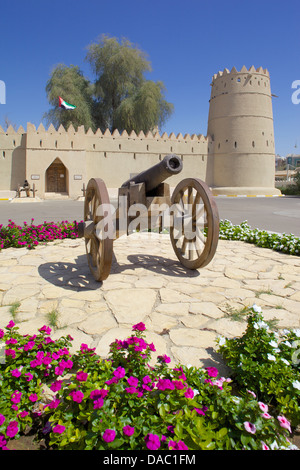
59, 96, 76, 110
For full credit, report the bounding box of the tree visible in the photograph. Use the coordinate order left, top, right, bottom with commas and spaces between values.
86, 35, 173, 133
44, 35, 174, 134
44, 64, 95, 131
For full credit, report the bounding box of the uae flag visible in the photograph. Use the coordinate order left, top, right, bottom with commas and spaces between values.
59, 96, 76, 110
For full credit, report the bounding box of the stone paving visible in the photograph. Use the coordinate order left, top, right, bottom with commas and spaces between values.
0, 233, 300, 375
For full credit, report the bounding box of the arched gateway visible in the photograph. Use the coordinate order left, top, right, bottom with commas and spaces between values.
46, 158, 68, 193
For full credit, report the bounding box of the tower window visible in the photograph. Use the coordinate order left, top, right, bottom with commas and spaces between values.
234, 141, 237, 148
237, 78, 241, 82
252, 141, 255, 147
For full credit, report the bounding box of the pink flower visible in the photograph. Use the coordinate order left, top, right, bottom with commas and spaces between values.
6, 420, 19, 438
39, 325, 51, 335
261, 412, 272, 419
0, 414, 5, 426
158, 354, 171, 363
11, 368, 21, 378
113, 366, 126, 379
6, 321, 15, 329
258, 402, 269, 413
184, 388, 194, 399
127, 376, 139, 387
244, 421, 256, 434
205, 367, 218, 378
47, 399, 61, 410
50, 380, 63, 392
70, 390, 84, 403
11, 391, 22, 404
93, 398, 104, 409
156, 378, 174, 391
102, 429, 116, 443
25, 373, 33, 382
247, 390, 256, 398
145, 433, 160, 450
53, 424, 65, 434
90, 389, 108, 400
76, 371, 88, 382
148, 342, 156, 351
18, 411, 29, 418
0, 329, 4, 340
277, 416, 292, 433
261, 441, 270, 450
168, 440, 188, 450
5, 349, 16, 359
132, 322, 146, 331
29, 393, 38, 402
123, 425, 135, 437
24, 340, 35, 351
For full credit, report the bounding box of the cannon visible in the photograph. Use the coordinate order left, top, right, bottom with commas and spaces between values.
75, 154, 219, 281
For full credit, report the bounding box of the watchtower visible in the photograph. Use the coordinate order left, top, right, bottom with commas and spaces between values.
207, 66, 280, 195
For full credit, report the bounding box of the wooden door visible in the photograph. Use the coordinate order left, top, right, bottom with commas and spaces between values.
46, 161, 66, 192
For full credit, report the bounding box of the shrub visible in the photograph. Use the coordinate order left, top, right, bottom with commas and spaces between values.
0, 314, 298, 450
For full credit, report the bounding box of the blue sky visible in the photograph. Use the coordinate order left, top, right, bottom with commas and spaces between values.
0, 0, 299, 156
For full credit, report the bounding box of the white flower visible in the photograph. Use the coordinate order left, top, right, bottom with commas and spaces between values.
254, 320, 269, 331
292, 380, 300, 390
293, 329, 300, 337
283, 340, 292, 347
252, 304, 262, 313
281, 358, 290, 365
217, 336, 226, 346
269, 340, 278, 348
267, 353, 276, 361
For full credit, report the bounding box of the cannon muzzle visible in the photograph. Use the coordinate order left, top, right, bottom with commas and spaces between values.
121, 154, 183, 193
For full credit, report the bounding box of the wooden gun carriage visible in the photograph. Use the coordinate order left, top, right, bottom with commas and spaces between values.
75, 154, 219, 281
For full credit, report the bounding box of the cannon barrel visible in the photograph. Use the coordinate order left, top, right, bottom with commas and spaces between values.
121, 154, 183, 193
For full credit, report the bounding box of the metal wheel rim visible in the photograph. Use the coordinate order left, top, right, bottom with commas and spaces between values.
170, 178, 219, 269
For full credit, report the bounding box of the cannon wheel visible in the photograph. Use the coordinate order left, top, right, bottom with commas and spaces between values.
170, 178, 219, 270
83, 178, 113, 281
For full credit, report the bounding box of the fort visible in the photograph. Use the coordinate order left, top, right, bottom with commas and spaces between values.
0, 66, 281, 199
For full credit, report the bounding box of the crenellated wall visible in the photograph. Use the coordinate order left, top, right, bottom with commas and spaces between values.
0, 66, 280, 198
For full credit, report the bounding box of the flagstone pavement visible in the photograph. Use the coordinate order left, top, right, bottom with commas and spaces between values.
0, 233, 300, 375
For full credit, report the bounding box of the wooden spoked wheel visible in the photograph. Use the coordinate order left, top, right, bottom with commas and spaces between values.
170, 178, 219, 270
83, 178, 113, 281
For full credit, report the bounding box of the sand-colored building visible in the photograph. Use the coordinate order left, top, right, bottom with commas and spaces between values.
0, 66, 281, 199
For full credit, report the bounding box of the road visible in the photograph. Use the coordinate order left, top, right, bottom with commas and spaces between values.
0, 195, 299, 236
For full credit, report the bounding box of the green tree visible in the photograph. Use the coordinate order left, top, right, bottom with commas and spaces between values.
44, 35, 174, 134
44, 64, 95, 131
86, 35, 173, 133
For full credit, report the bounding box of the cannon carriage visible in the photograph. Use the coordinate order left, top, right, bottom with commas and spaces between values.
75, 155, 219, 282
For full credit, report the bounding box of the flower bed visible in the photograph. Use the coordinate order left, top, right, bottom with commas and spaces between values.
0, 308, 299, 450
219, 220, 300, 256
0, 219, 78, 250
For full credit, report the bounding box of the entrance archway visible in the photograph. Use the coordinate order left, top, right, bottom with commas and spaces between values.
46, 158, 68, 193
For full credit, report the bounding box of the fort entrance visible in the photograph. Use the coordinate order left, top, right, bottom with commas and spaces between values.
46, 158, 67, 193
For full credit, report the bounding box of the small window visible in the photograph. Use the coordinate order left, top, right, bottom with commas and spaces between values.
40, 140, 42, 147
234, 141, 237, 148
252, 141, 255, 147
119, 144, 121, 150
3, 151, 5, 158
55, 140, 58, 148
71, 141, 74, 148
93, 144, 95, 149
237, 78, 241, 82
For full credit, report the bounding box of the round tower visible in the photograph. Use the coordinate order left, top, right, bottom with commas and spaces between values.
207, 65, 280, 196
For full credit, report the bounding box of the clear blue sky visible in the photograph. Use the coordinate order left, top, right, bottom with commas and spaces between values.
0, 0, 299, 157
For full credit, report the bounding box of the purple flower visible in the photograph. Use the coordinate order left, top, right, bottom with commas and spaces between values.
145, 433, 160, 450
102, 429, 116, 443
123, 425, 135, 437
